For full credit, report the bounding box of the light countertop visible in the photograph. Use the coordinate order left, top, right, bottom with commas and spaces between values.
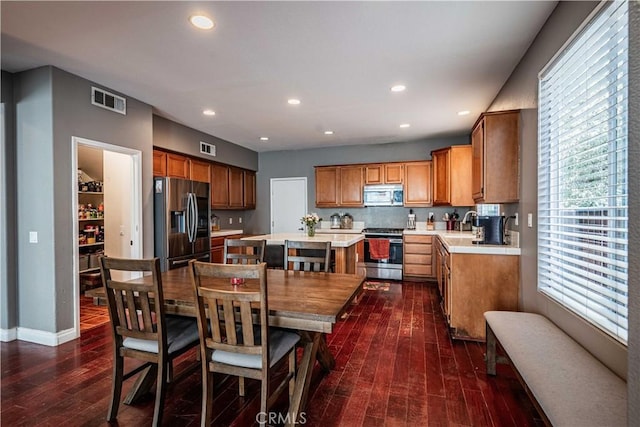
241, 232, 364, 247
404, 228, 521, 255
210, 229, 244, 238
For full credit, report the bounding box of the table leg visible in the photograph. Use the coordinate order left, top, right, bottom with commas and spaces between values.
287, 332, 321, 427
316, 335, 335, 372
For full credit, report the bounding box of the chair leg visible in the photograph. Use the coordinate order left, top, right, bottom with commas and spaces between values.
238, 376, 245, 397
107, 353, 124, 421
288, 350, 296, 403
486, 323, 497, 376
152, 361, 167, 427
260, 371, 269, 418
202, 370, 215, 427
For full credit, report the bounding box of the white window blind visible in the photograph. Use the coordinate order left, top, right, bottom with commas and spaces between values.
538, 0, 628, 343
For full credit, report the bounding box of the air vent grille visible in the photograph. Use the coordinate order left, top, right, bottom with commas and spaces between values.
200, 142, 216, 157
91, 86, 126, 115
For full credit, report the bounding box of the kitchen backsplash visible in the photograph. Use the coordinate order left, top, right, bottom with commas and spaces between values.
313, 206, 475, 229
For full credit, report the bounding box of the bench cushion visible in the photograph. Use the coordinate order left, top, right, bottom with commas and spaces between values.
485, 311, 626, 427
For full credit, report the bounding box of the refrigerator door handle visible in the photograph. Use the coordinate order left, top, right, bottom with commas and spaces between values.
192, 192, 199, 244
186, 193, 194, 243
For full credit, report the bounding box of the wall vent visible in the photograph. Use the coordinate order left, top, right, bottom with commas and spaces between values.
200, 142, 216, 157
91, 86, 126, 115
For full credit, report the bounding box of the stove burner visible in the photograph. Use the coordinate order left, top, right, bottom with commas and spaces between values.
363, 227, 405, 235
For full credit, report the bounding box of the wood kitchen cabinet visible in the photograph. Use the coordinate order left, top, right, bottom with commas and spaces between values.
403, 234, 434, 280
435, 236, 519, 341
315, 167, 340, 207
403, 161, 432, 207
153, 150, 167, 176
365, 163, 403, 184
339, 165, 364, 206
190, 158, 211, 183
431, 145, 474, 206
243, 170, 256, 209
471, 110, 520, 203
210, 234, 243, 263
228, 167, 244, 208
211, 164, 230, 208
211, 164, 249, 210
166, 153, 190, 179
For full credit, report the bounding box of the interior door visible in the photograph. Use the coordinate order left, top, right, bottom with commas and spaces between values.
270, 177, 307, 234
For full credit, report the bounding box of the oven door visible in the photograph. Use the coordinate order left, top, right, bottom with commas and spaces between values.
363, 237, 403, 280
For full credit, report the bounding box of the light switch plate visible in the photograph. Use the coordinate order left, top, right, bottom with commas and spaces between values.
527, 213, 533, 228
29, 231, 38, 243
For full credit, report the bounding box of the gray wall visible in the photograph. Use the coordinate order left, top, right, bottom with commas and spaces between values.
14, 66, 154, 333
153, 115, 258, 171
249, 136, 469, 234
488, 0, 632, 381
627, 0, 639, 422
1, 70, 17, 331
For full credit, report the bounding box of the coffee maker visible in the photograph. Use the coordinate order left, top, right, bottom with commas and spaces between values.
407, 209, 416, 230
473, 215, 504, 245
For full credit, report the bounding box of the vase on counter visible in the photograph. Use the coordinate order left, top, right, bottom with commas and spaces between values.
307, 224, 316, 237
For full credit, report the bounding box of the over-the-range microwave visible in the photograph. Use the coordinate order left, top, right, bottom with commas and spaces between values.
363, 184, 404, 207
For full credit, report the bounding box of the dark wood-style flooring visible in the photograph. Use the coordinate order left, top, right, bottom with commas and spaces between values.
1, 281, 542, 426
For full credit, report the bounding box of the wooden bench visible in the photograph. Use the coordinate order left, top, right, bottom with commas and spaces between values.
484, 311, 627, 426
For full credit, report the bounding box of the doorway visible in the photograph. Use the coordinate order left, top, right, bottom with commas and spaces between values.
72, 137, 142, 336
270, 177, 308, 234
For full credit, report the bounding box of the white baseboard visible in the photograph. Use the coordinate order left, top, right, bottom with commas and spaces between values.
16, 327, 78, 346
0, 327, 17, 342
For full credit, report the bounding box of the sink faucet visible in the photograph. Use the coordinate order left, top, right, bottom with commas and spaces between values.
461, 210, 477, 224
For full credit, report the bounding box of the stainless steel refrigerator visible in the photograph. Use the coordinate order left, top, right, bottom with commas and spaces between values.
154, 177, 210, 271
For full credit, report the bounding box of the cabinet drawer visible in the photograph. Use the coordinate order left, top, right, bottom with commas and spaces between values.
404, 234, 433, 244
404, 243, 432, 255
405, 253, 432, 265
211, 237, 226, 248
404, 264, 432, 276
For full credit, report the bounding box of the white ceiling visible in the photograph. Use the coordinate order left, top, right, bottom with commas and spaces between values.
1, 1, 557, 152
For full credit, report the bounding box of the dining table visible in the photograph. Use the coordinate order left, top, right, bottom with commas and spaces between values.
87, 266, 365, 426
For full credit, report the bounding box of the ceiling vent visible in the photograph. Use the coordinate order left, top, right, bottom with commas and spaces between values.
91, 86, 126, 115
200, 142, 216, 157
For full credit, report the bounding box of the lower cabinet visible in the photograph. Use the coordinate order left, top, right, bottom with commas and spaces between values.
210, 234, 243, 263
403, 234, 434, 280
436, 237, 519, 341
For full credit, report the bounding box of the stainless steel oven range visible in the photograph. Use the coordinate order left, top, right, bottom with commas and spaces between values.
362, 228, 404, 281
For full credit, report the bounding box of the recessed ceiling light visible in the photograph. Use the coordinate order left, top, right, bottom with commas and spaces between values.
399, 123, 411, 128
260, 137, 269, 141
202, 109, 216, 116
287, 99, 301, 105
324, 131, 334, 135
391, 85, 406, 92
189, 15, 214, 30
458, 110, 471, 116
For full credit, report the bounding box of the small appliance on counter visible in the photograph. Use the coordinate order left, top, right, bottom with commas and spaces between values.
341, 212, 353, 229
407, 209, 416, 230
330, 213, 342, 229
473, 215, 505, 245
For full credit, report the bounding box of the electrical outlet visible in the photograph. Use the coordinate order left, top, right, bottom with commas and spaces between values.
239, 217, 242, 224
229, 218, 233, 225
527, 213, 533, 228
29, 231, 38, 243
514, 213, 519, 226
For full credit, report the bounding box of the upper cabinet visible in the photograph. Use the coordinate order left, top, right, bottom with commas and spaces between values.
339, 165, 364, 206
153, 150, 167, 177
431, 145, 474, 207
365, 163, 403, 184
315, 166, 364, 208
211, 164, 230, 209
228, 167, 244, 208
315, 167, 340, 207
190, 159, 211, 183
166, 153, 190, 179
471, 110, 520, 203
404, 161, 432, 207
243, 170, 256, 209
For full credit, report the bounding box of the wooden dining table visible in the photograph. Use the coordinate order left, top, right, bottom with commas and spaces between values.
87, 266, 365, 425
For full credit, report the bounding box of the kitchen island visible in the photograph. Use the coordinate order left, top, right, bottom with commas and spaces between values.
242, 233, 364, 274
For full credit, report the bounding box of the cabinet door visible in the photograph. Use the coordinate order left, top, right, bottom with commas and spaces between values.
166, 153, 190, 179
384, 163, 404, 184
228, 167, 244, 208
403, 161, 432, 206
210, 247, 224, 264
190, 159, 211, 183
211, 164, 230, 208
432, 149, 450, 205
153, 150, 167, 176
483, 112, 520, 203
339, 166, 364, 206
449, 146, 474, 207
471, 119, 485, 201
315, 167, 340, 207
364, 164, 384, 184
243, 170, 256, 209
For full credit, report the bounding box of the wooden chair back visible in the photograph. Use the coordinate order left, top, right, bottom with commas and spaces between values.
100, 257, 167, 353
189, 262, 269, 366
284, 240, 331, 272
223, 239, 266, 265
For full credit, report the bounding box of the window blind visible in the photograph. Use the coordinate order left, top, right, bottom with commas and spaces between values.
538, 0, 628, 343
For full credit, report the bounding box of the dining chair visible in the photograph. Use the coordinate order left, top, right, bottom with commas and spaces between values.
284, 240, 331, 272
188, 261, 299, 426
223, 238, 266, 265
99, 257, 200, 427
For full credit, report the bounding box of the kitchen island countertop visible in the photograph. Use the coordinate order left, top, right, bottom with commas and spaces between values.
241, 232, 363, 247
211, 229, 244, 238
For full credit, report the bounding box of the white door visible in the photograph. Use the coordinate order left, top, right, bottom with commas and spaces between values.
270, 177, 307, 234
